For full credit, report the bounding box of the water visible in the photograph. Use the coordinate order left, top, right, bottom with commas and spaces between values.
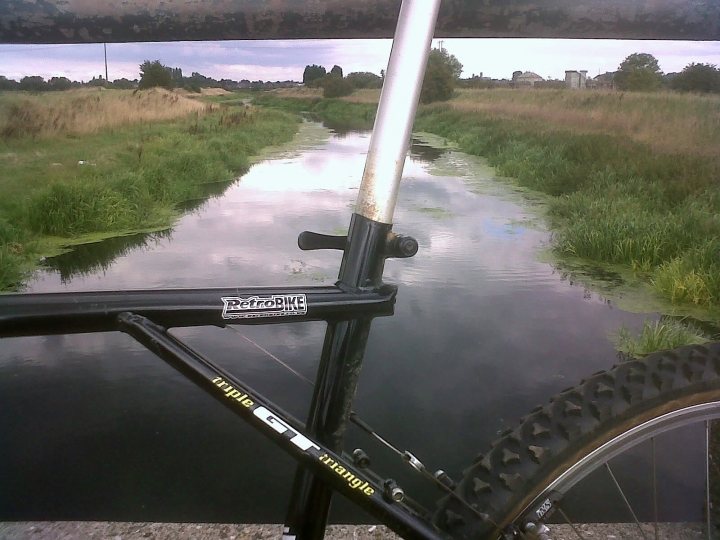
0, 123, 704, 524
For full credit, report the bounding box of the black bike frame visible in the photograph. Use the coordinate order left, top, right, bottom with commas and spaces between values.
5, 1, 709, 539
0, 215, 451, 540
0, 276, 443, 540
0, 2, 444, 536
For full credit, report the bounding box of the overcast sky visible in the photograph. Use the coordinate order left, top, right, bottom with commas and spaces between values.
1, 38, 718, 82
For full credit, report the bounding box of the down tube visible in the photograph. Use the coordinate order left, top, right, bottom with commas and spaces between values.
117, 313, 443, 540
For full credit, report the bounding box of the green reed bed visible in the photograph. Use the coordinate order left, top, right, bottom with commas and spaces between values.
413, 106, 720, 312
615, 318, 711, 359
253, 94, 377, 131
0, 93, 299, 290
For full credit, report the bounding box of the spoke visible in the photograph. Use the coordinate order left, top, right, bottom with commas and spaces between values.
555, 505, 587, 540
605, 463, 648, 540
706, 420, 711, 540
652, 437, 658, 540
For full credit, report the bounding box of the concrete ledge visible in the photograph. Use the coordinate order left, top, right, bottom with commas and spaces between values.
0, 521, 706, 539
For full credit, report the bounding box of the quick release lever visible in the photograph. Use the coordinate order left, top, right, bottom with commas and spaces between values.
298, 231, 418, 259
297, 231, 346, 251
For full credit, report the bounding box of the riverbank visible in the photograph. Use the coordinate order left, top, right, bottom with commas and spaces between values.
0, 88, 299, 290
256, 89, 720, 320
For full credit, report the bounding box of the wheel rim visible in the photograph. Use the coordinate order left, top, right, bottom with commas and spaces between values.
513, 401, 720, 538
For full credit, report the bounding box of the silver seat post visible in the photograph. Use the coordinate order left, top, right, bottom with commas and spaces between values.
355, 0, 442, 225
281, 3, 442, 539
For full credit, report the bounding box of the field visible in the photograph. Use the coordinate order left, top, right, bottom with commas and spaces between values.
446, 88, 720, 156
0, 88, 299, 290
259, 88, 720, 317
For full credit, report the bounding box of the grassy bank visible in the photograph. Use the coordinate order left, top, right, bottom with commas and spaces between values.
415, 95, 720, 313
257, 89, 720, 316
615, 318, 710, 359
254, 93, 376, 131
0, 88, 299, 290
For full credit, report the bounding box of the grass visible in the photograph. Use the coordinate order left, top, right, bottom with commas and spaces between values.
257, 88, 720, 313
413, 105, 720, 310
0, 87, 209, 139
615, 318, 711, 358
253, 94, 377, 131
447, 88, 720, 157
0, 89, 299, 290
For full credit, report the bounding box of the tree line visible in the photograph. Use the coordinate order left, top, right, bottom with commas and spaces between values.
0, 61, 299, 93
3, 53, 717, 96
302, 48, 463, 102
302, 64, 382, 98
613, 53, 720, 93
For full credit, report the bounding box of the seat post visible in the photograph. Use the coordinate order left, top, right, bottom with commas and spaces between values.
354, 0, 443, 226
282, 1, 441, 539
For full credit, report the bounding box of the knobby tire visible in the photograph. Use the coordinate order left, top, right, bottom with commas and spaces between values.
434, 342, 720, 539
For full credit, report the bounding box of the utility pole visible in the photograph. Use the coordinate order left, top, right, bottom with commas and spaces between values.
104, 43, 108, 82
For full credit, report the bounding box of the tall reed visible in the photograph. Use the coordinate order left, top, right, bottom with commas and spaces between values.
413, 105, 720, 310
0, 88, 210, 139
615, 318, 710, 358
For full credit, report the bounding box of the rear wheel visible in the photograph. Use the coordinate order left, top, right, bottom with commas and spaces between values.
434, 342, 720, 539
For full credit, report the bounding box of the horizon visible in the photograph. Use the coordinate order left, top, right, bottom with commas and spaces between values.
2, 38, 718, 84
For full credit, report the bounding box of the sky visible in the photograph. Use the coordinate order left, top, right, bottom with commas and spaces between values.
1, 38, 718, 83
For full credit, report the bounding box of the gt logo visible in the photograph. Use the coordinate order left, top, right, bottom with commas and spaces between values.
253, 406, 320, 453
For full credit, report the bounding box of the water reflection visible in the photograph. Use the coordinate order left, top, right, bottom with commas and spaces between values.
0, 122, 703, 524
409, 139, 447, 164
43, 230, 174, 283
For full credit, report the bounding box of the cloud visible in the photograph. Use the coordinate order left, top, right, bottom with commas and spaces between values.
221, 64, 304, 81
1, 38, 718, 82
440, 38, 720, 79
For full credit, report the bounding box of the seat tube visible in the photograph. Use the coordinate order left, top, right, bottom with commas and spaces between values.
282, 1, 441, 539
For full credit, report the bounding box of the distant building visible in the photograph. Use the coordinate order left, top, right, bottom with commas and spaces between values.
565, 70, 588, 89
591, 72, 616, 90
513, 71, 544, 87
535, 79, 566, 89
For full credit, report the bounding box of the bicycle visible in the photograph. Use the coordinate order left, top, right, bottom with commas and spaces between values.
1, 1, 720, 539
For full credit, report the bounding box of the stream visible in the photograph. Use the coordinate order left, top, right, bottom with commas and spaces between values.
0, 122, 705, 524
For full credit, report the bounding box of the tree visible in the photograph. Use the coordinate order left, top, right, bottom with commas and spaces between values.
0, 76, 19, 90
420, 48, 463, 104
303, 64, 326, 86
87, 75, 106, 87
436, 49, 463, 79
47, 76, 72, 91
322, 76, 353, 98
330, 65, 343, 78
19, 76, 46, 91
111, 78, 137, 90
614, 53, 663, 91
346, 72, 382, 89
169, 67, 184, 87
671, 63, 720, 94
138, 60, 173, 89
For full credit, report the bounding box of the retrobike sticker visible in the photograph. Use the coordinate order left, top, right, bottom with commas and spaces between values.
221, 294, 307, 319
